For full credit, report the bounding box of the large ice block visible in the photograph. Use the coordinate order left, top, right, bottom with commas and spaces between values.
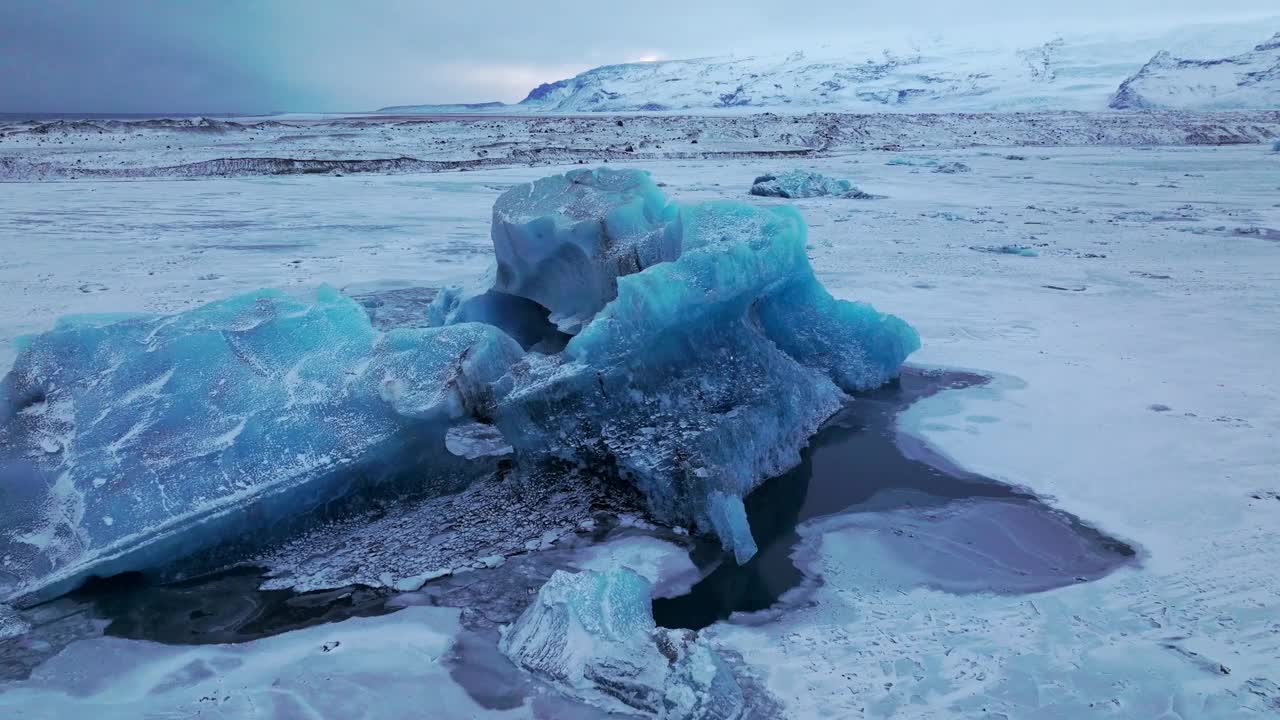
493, 196, 919, 562
489, 167, 681, 334
0, 287, 523, 603
500, 568, 744, 719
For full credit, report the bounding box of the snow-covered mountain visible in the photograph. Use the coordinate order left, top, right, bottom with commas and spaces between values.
379, 21, 1280, 114
1110, 33, 1280, 109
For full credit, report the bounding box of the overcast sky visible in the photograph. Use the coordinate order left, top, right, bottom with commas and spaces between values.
1, 0, 1275, 114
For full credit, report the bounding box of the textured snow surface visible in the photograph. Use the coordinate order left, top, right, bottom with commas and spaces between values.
1112, 33, 1280, 110
4, 112, 1280, 183
500, 568, 743, 719
0, 287, 523, 603
0, 606, 527, 720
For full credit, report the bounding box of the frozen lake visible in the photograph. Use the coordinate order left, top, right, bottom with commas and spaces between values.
1, 122, 1278, 717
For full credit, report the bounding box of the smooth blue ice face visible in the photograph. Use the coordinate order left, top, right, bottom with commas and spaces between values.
1272, 138, 1280, 152
494, 195, 919, 563
749, 169, 869, 199
0, 287, 523, 603
490, 167, 680, 334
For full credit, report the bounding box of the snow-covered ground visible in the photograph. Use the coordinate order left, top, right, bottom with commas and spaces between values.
381, 19, 1280, 114
1, 128, 1278, 716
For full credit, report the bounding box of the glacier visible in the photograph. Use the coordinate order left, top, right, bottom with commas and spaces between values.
749, 170, 873, 199
1110, 33, 1280, 110
0, 167, 916, 602
0, 287, 523, 603
500, 567, 744, 719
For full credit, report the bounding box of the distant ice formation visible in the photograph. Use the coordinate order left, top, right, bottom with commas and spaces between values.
381, 21, 1280, 114
0, 167, 916, 603
749, 170, 874, 199
1111, 33, 1280, 110
500, 567, 744, 719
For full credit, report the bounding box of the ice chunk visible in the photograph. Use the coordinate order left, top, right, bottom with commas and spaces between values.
427, 265, 567, 351
0, 287, 523, 603
1272, 138, 1280, 152
0, 602, 28, 640
971, 244, 1039, 257
500, 567, 744, 719
445, 422, 513, 460
886, 155, 940, 167
932, 161, 972, 174
749, 169, 872, 199
490, 167, 680, 334
494, 199, 918, 561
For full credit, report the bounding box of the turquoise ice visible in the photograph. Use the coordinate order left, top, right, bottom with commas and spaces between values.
0, 287, 522, 603
1, 167, 917, 602
492, 193, 918, 563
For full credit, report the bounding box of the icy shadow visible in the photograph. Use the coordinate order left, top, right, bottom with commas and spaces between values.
653, 368, 1136, 630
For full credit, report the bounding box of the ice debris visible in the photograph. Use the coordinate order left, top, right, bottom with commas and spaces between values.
1, 167, 916, 601
500, 567, 744, 719
971, 244, 1039, 257
749, 169, 875, 199
886, 155, 940, 167
0, 602, 28, 640
933, 161, 972, 174
0, 287, 523, 603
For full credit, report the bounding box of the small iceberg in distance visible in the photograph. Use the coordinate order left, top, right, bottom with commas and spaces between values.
749, 169, 877, 199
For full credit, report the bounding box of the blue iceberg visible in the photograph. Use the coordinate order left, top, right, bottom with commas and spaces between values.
490, 194, 918, 563
0, 287, 522, 603
2, 167, 917, 602
749, 169, 873, 199
500, 567, 744, 719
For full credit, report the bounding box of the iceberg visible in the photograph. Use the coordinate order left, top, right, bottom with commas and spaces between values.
489, 167, 680, 335
500, 567, 744, 719
490, 196, 918, 562
0, 287, 522, 603
1, 167, 916, 602
749, 169, 873, 199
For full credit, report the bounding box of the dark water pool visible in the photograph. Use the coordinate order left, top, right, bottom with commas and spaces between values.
653, 369, 1135, 630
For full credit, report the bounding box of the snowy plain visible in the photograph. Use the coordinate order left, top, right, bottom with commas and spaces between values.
0, 115, 1278, 717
